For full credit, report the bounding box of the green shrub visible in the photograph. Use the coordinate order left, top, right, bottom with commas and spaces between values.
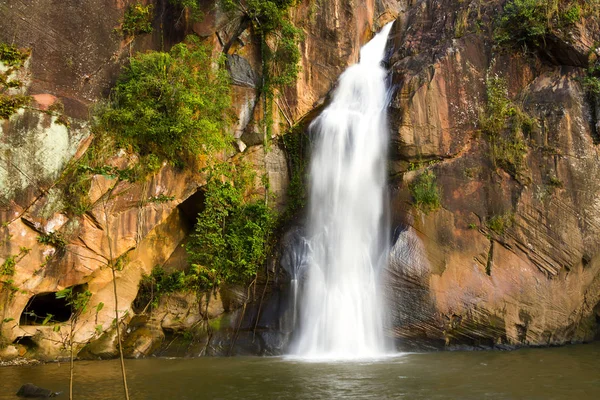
494, 0, 582, 49
37, 232, 67, 249
137, 266, 187, 309
409, 170, 441, 213
548, 175, 563, 188
0, 43, 30, 67
480, 76, 533, 177
170, 0, 203, 21
98, 36, 232, 167
0, 256, 16, 276
148, 194, 175, 203
0, 94, 30, 119
186, 163, 276, 290
582, 75, 600, 96
487, 213, 515, 235
562, 3, 581, 24
121, 3, 154, 38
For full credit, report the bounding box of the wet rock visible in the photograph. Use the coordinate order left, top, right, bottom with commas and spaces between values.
16, 383, 60, 398
122, 316, 165, 359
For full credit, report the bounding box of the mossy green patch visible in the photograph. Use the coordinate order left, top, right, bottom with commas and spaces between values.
487, 212, 515, 235
409, 170, 441, 213
0, 94, 30, 119
480, 76, 534, 178
0, 43, 30, 68
120, 3, 154, 38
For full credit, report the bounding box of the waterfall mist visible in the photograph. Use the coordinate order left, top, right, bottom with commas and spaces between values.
290, 22, 394, 360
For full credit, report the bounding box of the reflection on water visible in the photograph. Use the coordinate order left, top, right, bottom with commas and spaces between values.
1, 342, 599, 399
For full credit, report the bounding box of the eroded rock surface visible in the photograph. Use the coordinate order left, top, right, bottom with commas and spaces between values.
386, 0, 600, 348
0, 0, 402, 359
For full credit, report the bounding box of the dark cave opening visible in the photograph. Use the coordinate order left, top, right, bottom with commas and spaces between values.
178, 189, 205, 229
19, 284, 88, 326
12, 336, 37, 349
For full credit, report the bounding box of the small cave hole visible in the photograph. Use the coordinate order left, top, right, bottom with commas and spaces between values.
12, 336, 37, 350
19, 284, 88, 326
178, 189, 205, 230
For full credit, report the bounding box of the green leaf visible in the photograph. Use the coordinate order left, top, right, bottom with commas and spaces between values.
42, 313, 54, 325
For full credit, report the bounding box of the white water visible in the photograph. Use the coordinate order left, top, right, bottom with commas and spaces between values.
291, 23, 394, 360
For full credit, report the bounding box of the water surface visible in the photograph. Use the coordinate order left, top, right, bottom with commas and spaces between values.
1, 343, 599, 399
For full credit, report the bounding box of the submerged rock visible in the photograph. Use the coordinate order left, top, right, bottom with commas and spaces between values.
16, 383, 60, 398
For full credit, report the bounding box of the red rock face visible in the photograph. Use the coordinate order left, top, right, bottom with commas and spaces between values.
386, 0, 600, 348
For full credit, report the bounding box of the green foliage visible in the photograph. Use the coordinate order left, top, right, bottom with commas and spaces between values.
37, 232, 67, 249
0, 74, 22, 89
409, 170, 441, 213
136, 266, 191, 312
56, 287, 92, 314
454, 8, 469, 38
480, 76, 533, 177
63, 169, 93, 216
0, 43, 31, 118
42, 313, 54, 325
0, 43, 30, 67
170, 0, 203, 21
548, 175, 563, 188
0, 256, 16, 276
582, 59, 600, 96
494, 0, 583, 49
495, 0, 550, 48
562, 3, 582, 24
148, 194, 176, 203
121, 3, 154, 38
583, 75, 600, 95
78, 164, 135, 181
487, 212, 515, 235
1, 247, 31, 276
0, 94, 30, 119
222, 0, 303, 138
98, 36, 232, 167
186, 163, 276, 290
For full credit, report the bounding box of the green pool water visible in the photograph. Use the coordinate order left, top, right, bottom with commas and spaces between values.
1, 342, 599, 399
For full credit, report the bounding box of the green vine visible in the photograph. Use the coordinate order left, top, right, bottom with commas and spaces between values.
222, 0, 303, 140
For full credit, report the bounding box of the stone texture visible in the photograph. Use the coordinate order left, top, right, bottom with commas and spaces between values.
8, 0, 598, 360
386, 0, 600, 349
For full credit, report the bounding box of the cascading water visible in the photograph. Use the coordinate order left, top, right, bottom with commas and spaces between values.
291, 22, 394, 359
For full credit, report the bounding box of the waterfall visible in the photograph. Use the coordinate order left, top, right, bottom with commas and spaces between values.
291, 22, 394, 359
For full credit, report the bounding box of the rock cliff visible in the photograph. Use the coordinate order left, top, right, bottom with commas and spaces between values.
0, 0, 404, 359
386, 0, 600, 348
1, 0, 599, 361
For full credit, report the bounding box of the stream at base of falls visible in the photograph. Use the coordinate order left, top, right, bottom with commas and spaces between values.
1, 342, 599, 399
